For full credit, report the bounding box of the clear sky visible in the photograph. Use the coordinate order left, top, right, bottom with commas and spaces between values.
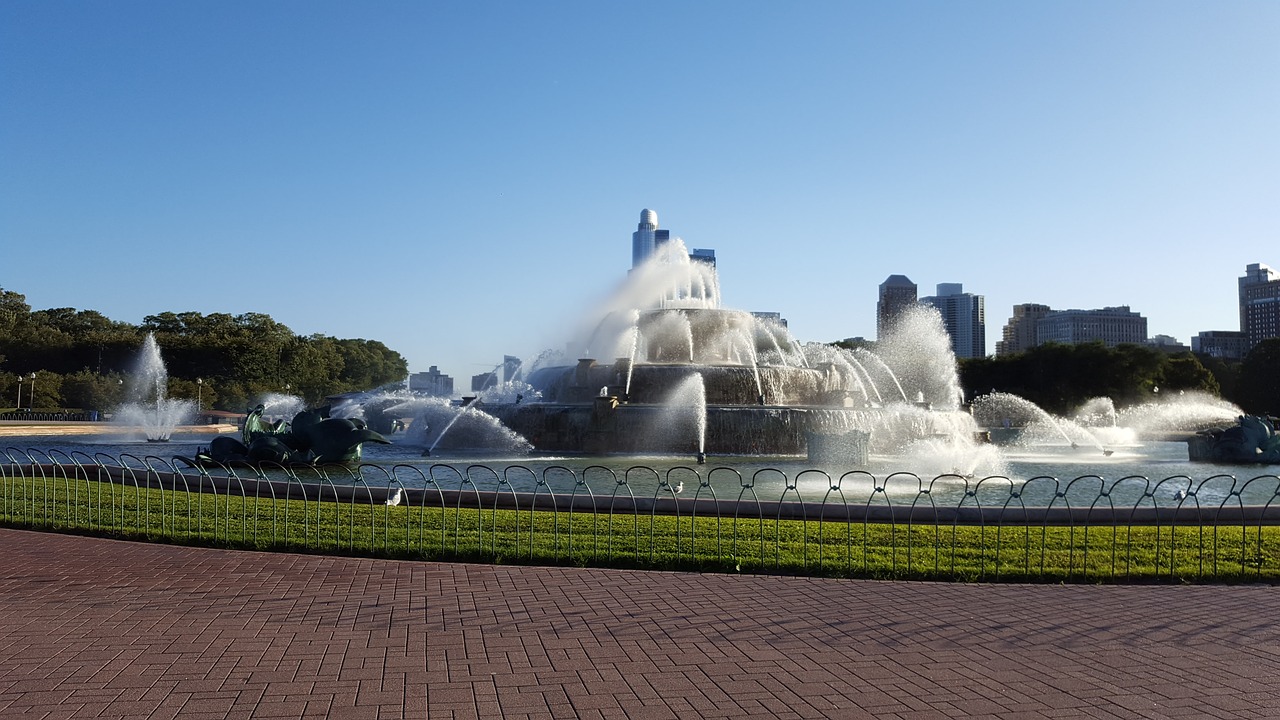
3, 1, 1277, 383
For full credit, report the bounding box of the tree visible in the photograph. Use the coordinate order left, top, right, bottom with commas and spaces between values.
1238, 339, 1280, 415
0, 373, 17, 410
958, 342, 1220, 415
0, 287, 31, 336
282, 335, 345, 403
1157, 353, 1220, 396
167, 377, 217, 412
61, 370, 127, 412
22, 371, 64, 410
4, 295, 410, 411
1196, 354, 1241, 404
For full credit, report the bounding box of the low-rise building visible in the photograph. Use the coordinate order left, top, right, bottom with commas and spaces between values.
1147, 334, 1189, 353
409, 366, 454, 397
1036, 306, 1148, 348
1193, 330, 1250, 360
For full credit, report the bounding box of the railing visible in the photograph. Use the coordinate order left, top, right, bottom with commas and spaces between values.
3, 448, 1280, 583
0, 411, 95, 422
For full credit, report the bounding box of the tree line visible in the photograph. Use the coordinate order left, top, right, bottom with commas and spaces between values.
0, 287, 408, 413
957, 341, 1279, 416
833, 336, 1279, 417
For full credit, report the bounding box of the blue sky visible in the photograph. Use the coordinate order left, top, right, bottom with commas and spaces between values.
3, 1, 1277, 382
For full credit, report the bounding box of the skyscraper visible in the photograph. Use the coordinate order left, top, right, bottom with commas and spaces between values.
1239, 262, 1280, 350
997, 303, 1052, 356
920, 283, 986, 358
631, 208, 670, 268
877, 275, 917, 339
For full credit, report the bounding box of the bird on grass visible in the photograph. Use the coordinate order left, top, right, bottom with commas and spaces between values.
385, 487, 403, 506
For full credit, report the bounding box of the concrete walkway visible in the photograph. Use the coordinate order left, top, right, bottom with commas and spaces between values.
1, 528, 1277, 719
0, 421, 239, 437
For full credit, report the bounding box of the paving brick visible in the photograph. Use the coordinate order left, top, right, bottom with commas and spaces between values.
3, 528, 1280, 719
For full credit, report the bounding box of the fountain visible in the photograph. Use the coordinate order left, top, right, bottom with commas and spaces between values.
113, 333, 195, 442
971, 392, 1106, 451
293, 235, 1255, 480
1115, 391, 1244, 436
471, 239, 986, 461
353, 391, 533, 456
258, 392, 308, 424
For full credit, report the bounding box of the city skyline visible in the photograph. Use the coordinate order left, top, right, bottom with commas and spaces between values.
3, 3, 1276, 381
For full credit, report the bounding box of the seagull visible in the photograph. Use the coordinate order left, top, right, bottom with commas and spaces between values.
385, 487, 403, 506
673, 481, 684, 495
1174, 489, 1188, 502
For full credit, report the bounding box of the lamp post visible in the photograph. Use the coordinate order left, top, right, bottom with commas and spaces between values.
27, 372, 36, 410
15, 374, 21, 410
197, 378, 203, 414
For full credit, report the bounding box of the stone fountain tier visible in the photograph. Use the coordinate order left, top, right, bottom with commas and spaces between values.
482, 402, 973, 456
484, 402, 802, 455
636, 307, 772, 363
526, 361, 857, 407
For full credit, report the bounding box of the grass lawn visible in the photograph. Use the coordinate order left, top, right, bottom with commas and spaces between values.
4, 473, 1278, 583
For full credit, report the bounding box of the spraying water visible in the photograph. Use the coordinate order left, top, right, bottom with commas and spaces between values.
114, 333, 194, 441
658, 373, 707, 461
972, 392, 1105, 451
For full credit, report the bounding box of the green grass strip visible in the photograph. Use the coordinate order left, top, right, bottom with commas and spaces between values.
4, 473, 1278, 583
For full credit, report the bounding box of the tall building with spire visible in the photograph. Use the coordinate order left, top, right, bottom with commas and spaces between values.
631, 208, 670, 268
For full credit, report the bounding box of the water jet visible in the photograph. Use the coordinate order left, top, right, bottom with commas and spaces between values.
113, 333, 194, 442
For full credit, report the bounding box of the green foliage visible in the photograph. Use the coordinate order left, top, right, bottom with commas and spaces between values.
1238, 339, 1280, 415
1196, 354, 1242, 401
1159, 353, 1220, 396
0, 285, 408, 412
0, 288, 31, 336
960, 342, 1223, 413
59, 370, 127, 412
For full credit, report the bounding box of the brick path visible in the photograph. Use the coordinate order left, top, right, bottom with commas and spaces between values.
2, 528, 1278, 719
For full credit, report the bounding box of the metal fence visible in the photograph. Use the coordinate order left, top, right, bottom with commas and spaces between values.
4, 447, 1280, 583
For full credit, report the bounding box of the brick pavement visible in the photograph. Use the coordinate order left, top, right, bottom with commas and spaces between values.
1, 527, 1278, 719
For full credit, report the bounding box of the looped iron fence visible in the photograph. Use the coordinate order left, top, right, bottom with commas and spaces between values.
3, 448, 1279, 582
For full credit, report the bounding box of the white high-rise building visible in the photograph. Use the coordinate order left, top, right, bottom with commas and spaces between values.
920, 283, 986, 358
631, 209, 670, 268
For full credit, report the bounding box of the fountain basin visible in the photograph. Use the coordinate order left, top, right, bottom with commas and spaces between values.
527, 361, 859, 408
483, 401, 967, 458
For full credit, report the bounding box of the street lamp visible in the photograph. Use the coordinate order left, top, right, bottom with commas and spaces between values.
14, 374, 21, 410
27, 372, 36, 410
197, 378, 203, 414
